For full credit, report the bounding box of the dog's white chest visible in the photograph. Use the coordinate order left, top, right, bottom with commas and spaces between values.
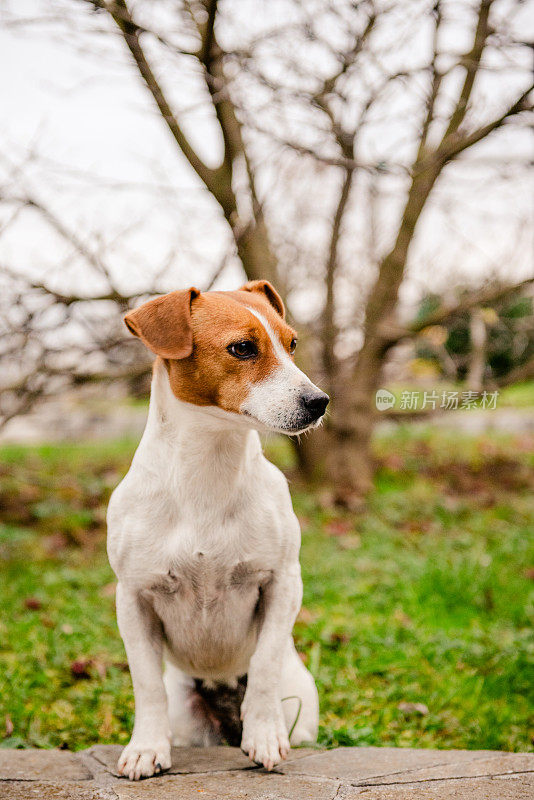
143, 551, 273, 680
146, 552, 272, 605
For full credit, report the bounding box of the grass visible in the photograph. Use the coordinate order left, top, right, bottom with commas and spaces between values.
0, 428, 533, 752
499, 380, 534, 408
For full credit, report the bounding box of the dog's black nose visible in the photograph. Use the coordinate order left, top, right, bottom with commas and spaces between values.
300, 391, 329, 419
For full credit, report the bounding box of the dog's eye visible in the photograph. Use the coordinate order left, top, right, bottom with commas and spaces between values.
289, 338, 297, 355
227, 340, 258, 360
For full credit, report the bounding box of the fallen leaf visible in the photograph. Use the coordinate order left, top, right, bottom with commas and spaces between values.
326, 519, 353, 536
329, 631, 350, 647
297, 607, 317, 624
24, 597, 42, 610
317, 490, 336, 509
398, 701, 429, 716
43, 533, 69, 554
92, 658, 107, 679
338, 534, 361, 550
70, 659, 92, 680
383, 454, 404, 471
393, 608, 413, 627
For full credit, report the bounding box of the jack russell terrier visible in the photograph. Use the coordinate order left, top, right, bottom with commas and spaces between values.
107, 280, 329, 780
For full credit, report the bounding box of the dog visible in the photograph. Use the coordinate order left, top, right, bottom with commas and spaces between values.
107, 280, 329, 780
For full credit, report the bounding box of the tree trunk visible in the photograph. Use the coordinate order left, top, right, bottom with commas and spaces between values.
234, 212, 278, 287
467, 308, 487, 391
291, 426, 329, 481
322, 169, 353, 397
328, 358, 377, 500
329, 161, 442, 502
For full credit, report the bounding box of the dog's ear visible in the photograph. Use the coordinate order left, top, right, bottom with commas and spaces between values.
124, 288, 200, 359
240, 280, 285, 319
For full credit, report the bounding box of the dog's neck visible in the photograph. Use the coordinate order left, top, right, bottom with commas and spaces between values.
137, 359, 259, 501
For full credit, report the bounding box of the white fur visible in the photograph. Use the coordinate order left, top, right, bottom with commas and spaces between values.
107, 360, 319, 780
240, 307, 323, 433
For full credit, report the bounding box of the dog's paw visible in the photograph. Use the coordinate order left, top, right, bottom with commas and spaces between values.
117, 740, 171, 781
241, 716, 290, 771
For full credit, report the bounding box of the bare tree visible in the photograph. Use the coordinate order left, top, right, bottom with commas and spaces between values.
0, 157, 229, 426
1, 0, 532, 501
325, 0, 533, 498
238, 0, 533, 497
87, 0, 279, 286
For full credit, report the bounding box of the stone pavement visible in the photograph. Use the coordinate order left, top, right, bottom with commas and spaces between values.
1, 745, 533, 799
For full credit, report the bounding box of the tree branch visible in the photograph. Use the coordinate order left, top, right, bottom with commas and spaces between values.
1, 191, 126, 290
438, 85, 534, 164
0, 263, 141, 308
380, 275, 534, 345
322, 168, 353, 391
100, 0, 217, 192
442, 0, 495, 140
497, 355, 534, 387
420, 1, 443, 149
199, 0, 218, 67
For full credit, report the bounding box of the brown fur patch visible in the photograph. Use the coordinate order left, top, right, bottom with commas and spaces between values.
164, 288, 297, 413
240, 280, 285, 318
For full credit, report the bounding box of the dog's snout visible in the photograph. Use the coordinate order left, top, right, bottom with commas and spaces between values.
300, 390, 329, 419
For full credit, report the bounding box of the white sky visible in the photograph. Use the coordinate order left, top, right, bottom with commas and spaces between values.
0, 0, 532, 324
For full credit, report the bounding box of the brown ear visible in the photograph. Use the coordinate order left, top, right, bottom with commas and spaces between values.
124, 288, 200, 359
240, 280, 285, 319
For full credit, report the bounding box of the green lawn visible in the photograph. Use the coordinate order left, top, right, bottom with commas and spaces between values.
0, 428, 533, 752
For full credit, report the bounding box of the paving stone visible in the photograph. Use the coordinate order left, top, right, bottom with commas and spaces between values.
339, 773, 534, 799
361, 751, 534, 785
0, 781, 113, 800
112, 769, 338, 800
278, 746, 534, 784
2, 746, 532, 799
87, 744, 320, 777
0, 750, 91, 782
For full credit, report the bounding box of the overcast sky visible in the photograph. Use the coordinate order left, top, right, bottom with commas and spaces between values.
0, 0, 532, 321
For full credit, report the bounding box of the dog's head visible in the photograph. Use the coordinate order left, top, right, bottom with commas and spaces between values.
124, 281, 329, 434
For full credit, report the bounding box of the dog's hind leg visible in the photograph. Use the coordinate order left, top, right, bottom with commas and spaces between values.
279, 639, 319, 745
163, 660, 220, 746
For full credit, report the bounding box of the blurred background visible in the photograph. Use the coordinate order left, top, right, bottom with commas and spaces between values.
0, 0, 533, 753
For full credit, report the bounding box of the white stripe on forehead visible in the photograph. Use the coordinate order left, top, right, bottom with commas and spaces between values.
245, 305, 290, 363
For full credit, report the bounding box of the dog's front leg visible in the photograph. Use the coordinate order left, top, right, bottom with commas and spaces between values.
116, 583, 171, 780
241, 566, 302, 770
